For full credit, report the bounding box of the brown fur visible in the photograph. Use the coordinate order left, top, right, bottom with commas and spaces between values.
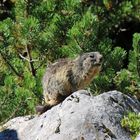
36, 52, 102, 114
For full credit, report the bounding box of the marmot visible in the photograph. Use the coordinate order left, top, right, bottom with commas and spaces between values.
36, 52, 103, 114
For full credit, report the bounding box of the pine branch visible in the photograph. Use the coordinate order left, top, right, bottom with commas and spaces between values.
19, 53, 39, 62
25, 45, 36, 77
0, 51, 23, 78
136, 40, 140, 78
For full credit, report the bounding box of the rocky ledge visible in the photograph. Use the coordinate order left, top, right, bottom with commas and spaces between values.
0, 90, 140, 140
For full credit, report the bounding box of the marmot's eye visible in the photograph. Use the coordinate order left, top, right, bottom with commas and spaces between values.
83, 57, 87, 60
89, 55, 95, 58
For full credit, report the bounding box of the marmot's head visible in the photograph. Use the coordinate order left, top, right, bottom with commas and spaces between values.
77, 52, 103, 69
75, 52, 103, 88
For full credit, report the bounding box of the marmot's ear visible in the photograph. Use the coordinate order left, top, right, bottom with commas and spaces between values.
79, 51, 84, 56
73, 51, 84, 61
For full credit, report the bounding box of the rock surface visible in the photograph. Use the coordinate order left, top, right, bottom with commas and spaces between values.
0, 90, 140, 140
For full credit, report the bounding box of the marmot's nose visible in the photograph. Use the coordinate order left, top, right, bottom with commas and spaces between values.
99, 54, 103, 62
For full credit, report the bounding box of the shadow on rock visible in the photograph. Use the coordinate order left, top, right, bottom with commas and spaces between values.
0, 129, 19, 140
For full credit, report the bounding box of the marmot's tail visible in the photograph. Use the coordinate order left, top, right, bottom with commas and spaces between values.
36, 105, 52, 115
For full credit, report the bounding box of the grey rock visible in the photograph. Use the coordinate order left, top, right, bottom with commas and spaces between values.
136, 134, 140, 140
0, 90, 140, 140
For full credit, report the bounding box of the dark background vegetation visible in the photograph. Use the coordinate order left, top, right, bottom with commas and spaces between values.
0, 0, 140, 124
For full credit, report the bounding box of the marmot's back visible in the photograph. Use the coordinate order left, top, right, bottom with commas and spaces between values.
42, 59, 74, 96
37, 52, 103, 114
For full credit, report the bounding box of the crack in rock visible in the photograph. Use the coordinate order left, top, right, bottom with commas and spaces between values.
55, 118, 61, 134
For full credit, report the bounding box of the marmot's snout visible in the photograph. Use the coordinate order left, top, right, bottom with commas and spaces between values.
95, 52, 103, 64
89, 52, 103, 65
